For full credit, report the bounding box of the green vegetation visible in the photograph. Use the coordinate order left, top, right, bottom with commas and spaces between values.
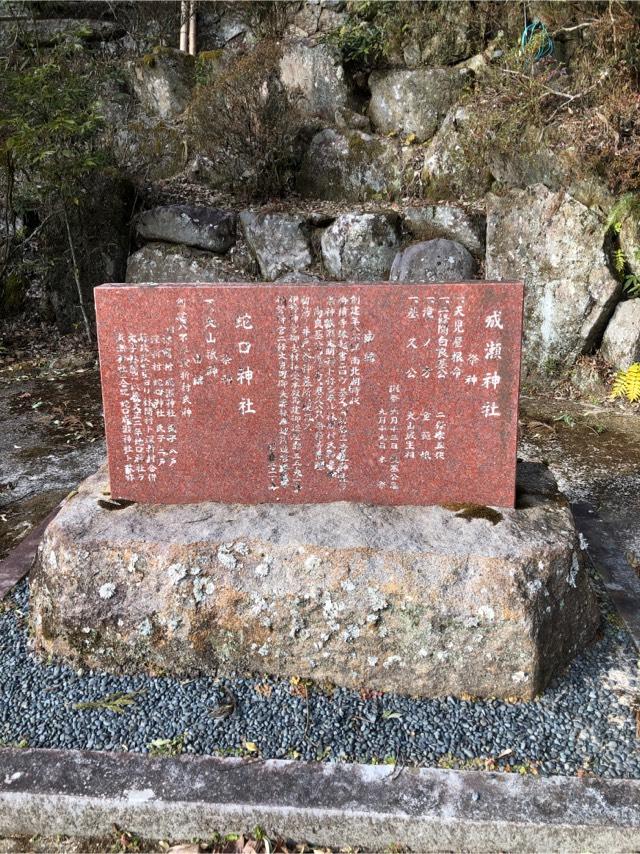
0, 41, 108, 333
148, 732, 187, 757
73, 690, 145, 714
325, 2, 389, 70
188, 40, 304, 200
608, 194, 640, 296
325, 0, 490, 70
458, 5, 640, 199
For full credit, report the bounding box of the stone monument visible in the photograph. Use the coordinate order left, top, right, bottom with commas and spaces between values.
30, 281, 599, 699
95, 281, 522, 506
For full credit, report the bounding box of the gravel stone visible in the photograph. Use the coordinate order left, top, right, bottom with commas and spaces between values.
1, 568, 638, 779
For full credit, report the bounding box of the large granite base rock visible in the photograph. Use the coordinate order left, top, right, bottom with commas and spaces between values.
30, 464, 599, 699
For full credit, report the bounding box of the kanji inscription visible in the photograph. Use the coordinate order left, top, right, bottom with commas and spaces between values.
95, 281, 524, 507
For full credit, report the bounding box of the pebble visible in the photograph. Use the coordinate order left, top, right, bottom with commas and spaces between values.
0, 573, 638, 778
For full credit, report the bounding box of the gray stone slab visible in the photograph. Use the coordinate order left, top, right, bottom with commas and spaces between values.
0, 748, 638, 852
30, 462, 599, 699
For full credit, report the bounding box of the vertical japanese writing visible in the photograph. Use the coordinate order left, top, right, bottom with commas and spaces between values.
436, 296, 450, 381
115, 329, 177, 484
482, 307, 503, 419
270, 291, 369, 493
103, 281, 520, 506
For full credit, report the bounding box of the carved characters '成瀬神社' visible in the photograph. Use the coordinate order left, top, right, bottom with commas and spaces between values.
95, 281, 524, 506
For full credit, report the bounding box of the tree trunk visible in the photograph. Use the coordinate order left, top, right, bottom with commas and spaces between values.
62, 206, 92, 342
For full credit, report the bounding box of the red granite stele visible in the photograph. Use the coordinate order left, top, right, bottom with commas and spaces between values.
95, 281, 524, 507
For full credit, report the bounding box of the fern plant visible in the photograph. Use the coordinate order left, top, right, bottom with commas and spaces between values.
611, 363, 640, 402
607, 194, 640, 295
73, 690, 144, 714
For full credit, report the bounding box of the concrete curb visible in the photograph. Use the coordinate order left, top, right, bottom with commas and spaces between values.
1, 749, 639, 851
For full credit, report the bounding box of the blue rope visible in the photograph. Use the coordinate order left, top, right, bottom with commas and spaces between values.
520, 20, 554, 61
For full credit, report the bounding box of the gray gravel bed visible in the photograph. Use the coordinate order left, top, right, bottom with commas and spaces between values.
1, 574, 638, 778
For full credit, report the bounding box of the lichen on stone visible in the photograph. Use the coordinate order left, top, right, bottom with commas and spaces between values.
193, 576, 215, 604
138, 617, 153, 637
568, 553, 580, 588
167, 563, 187, 584
367, 587, 389, 612
233, 541, 250, 556
217, 545, 238, 570
98, 582, 116, 600
255, 556, 273, 577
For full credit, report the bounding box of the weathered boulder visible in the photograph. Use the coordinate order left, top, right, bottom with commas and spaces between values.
489, 144, 567, 191
289, 0, 347, 38
297, 128, 407, 202
30, 462, 599, 700
279, 40, 350, 120
402, 205, 485, 255
98, 76, 187, 183
368, 68, 467, 142
421, 106, 491, 196
136, 206, 236, 254
486, 185, 621, 376
286, 0, 347, 39
390, 239, 475, 284
128, 49, 194, 120
320, 212, 400, 280
212, 13, 256, 49
600, 300, 640, 368
239, 212, 312, 281
391, 0, 481, 67
126, 242, 255, 284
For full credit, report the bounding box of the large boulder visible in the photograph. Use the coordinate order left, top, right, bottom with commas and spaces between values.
30, 462, 599, 700
600, 300, 640, 368
297, 128, 408, 202
239, 211, 312, 281
402, 205, 485, 255
421, 106, 491, 197
486, 185, 621, 377
489, 144, 568, 191
368, 68, 467, 142
391, 0, 481, 67
126, 242, 255, 283
279, 40, 350, 121
320, 212, 400, 280
289, 1, 347, 38
128, 48, 194, 120
136, 206, 236, 254
390, 239, 475, 283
